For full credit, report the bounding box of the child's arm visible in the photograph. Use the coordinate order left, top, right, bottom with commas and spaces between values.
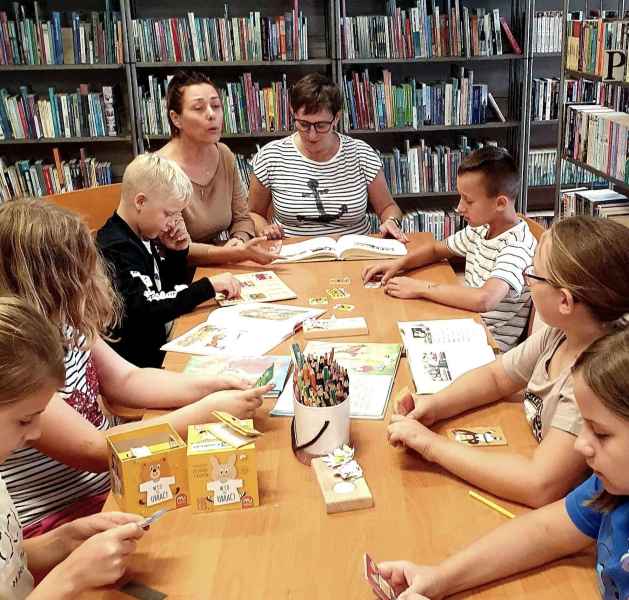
379, 500, 593, 599
362, 240, 455, 283
384, 276, 511, 313
388, 419, 587, 507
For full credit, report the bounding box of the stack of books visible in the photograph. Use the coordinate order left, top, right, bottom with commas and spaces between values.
565, 78, 629, 113
566, 13, 629, 80
559, 187, 629, 224
564, 104, 629, 183
531, 78, 560, 121
0, 85, 118, 140
0, 2, 124, 65
139, 74, 291, 137
0, 150, 113, 201
532, 11, 562, 53
340, 0, 521, 59
132, 9, 308, 63
379, 137, 498, 195
343, 68, 496, 130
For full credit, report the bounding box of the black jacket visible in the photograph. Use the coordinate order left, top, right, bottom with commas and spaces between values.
96, 212, 215, 368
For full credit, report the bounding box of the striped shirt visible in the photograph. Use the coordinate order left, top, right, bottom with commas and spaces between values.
446, 220, 536, 351
252, 133, 382, 237
1, 338, 111, 526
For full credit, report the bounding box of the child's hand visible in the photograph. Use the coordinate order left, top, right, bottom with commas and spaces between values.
387, 414, 438, 458
261, 223, 284, 240
46, 521, 145, 594
361, 258, 404, 284
203, 384, 273, 419
159, 215, 190, 251
395, 391, 438, 426
377, 561, 444, 600
61, 512, 143, 554
209, 273, 241, 299
384, 277, 434, 299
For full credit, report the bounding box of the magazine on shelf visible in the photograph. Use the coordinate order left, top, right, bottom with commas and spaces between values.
161, 303, 325, 357
275, 235, 407, 263
398, 319, 496, 394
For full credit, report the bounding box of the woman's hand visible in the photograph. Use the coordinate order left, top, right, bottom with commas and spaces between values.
225, 237, 245, 248
209, 273, 241, 299
395, 390, 439, 426
238, 236, 282, 265
380, 218, 409, 243
387, 414, 439, 459
261, 223, 284, 240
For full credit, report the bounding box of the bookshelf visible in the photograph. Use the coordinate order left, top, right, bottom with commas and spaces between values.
553, 0, 629, 219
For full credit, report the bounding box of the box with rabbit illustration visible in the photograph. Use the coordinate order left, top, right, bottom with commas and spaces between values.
106, 423, 189, 516
187, 422, 259, 513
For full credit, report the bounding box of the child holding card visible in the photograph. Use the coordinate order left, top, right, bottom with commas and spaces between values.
0, 297, 146, 599
388, 217, 629, 508
377, 326, 629, 599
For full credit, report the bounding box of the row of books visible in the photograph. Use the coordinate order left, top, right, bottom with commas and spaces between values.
559, 187, 629, 224
564, 104, 629, 184
0, 150, 113, 201
0, 2, 123, 65
132, 10, 308, 64
0, 85, 118, 141
379, 137, 498, 194
566, 15, 629, 80
532, 11, 562, 54
565, 77, 629, 114
139, 74, 290, 137
342, 68, 497, 130
366, 207, 464, 239
525, 210, 553, 228
528, 147, 607, 187
340, 0, 521, 60
531, 77, 560, 121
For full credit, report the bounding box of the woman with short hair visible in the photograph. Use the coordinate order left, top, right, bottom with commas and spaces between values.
248, 73, 407, 241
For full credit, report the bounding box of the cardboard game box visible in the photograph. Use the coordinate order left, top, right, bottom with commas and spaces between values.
107, 423, 189, 516
187, 419, 260, 513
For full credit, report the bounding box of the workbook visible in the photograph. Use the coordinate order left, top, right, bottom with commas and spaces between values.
275, 234, 407, 263
398, 319, 496, 394
215, 271, 296, 306
183, 355, 292, 398
161, 303, 325, 357
271, 341, 402, 419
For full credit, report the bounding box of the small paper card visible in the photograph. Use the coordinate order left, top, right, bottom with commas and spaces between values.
333, 304, 355, 312
363, 553, 397, 600
326, 287, 350, 299
211, 411, 262, 437
309, 296, 329, 305
447, 426, 507, 446
330, 277, 351, 285
138, 508, 169, 529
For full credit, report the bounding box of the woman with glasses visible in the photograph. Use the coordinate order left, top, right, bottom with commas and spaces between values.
387, 216, 629, 509
158, 71, 279, 266
248, 73, 407, 241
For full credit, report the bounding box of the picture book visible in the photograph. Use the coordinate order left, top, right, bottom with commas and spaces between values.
303, 316, 368, 339
271, 341, 402, 419
161, 303, 325, 357
215, 270, 296, 306
275, 234, 407, 263
398, 318, 495, 394
183, 355, 292, 398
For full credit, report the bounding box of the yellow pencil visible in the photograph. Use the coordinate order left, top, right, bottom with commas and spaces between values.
468, 490, 516, 519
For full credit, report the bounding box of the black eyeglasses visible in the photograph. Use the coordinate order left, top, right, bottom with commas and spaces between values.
523, 265, 555, 286
294, 118, 334, 133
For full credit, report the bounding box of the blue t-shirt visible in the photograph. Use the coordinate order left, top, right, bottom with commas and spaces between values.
566, 475, 629, 599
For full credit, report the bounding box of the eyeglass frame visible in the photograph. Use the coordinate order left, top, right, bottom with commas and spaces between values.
293, 117, 335, 134
522, 265, 557, 287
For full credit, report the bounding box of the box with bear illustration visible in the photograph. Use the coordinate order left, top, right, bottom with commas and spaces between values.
187, 422, 259, 513
106, 423, 189, 516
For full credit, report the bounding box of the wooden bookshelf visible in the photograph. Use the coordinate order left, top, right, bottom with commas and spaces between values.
135, 59, 334, 68
341, 54, 525, 64
563, 156, 629, 191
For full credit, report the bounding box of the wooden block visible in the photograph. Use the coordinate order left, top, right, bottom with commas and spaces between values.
311, 457, 374, 514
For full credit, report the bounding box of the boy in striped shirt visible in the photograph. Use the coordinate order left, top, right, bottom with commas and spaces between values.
362, 146, 536, 351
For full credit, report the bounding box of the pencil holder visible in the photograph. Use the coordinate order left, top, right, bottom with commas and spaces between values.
291, 393, 350, 464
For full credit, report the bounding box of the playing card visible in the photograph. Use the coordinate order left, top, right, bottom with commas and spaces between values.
333, 303, 355, 312
364, 280, 382, 288
326, 287, 350, 299
330, 277, 351, 285
364, 553, 397, 600
139, 508, 169, 529
255, 364, 275, 387
447, 426, 507, 446
309, 296, 329, 305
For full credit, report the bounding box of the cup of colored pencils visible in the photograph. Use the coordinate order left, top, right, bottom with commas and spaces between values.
291, 343, 351, 463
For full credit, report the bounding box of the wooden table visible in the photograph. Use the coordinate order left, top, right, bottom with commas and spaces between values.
90, 234, 597, 599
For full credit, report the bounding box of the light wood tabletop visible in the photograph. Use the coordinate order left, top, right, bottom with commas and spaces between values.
88, 233, 597, 600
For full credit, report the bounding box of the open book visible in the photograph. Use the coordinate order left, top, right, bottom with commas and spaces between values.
215, 271, 296, 306
398, 319, 496, 394
161, 303, 325, 357
275, 234, 407, 263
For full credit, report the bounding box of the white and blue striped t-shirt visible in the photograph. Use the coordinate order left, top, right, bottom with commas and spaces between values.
252, 133, 382, 237
1, 338, 112, 527
446, 220, 537, 351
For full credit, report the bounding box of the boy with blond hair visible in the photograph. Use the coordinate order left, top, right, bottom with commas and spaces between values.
97, 153, 240, 368
363, 146, 536, 351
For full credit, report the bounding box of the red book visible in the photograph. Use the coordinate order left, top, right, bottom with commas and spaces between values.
170, 18, 181, 62
42, 165, 54, 195
499, 17, 522, 54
